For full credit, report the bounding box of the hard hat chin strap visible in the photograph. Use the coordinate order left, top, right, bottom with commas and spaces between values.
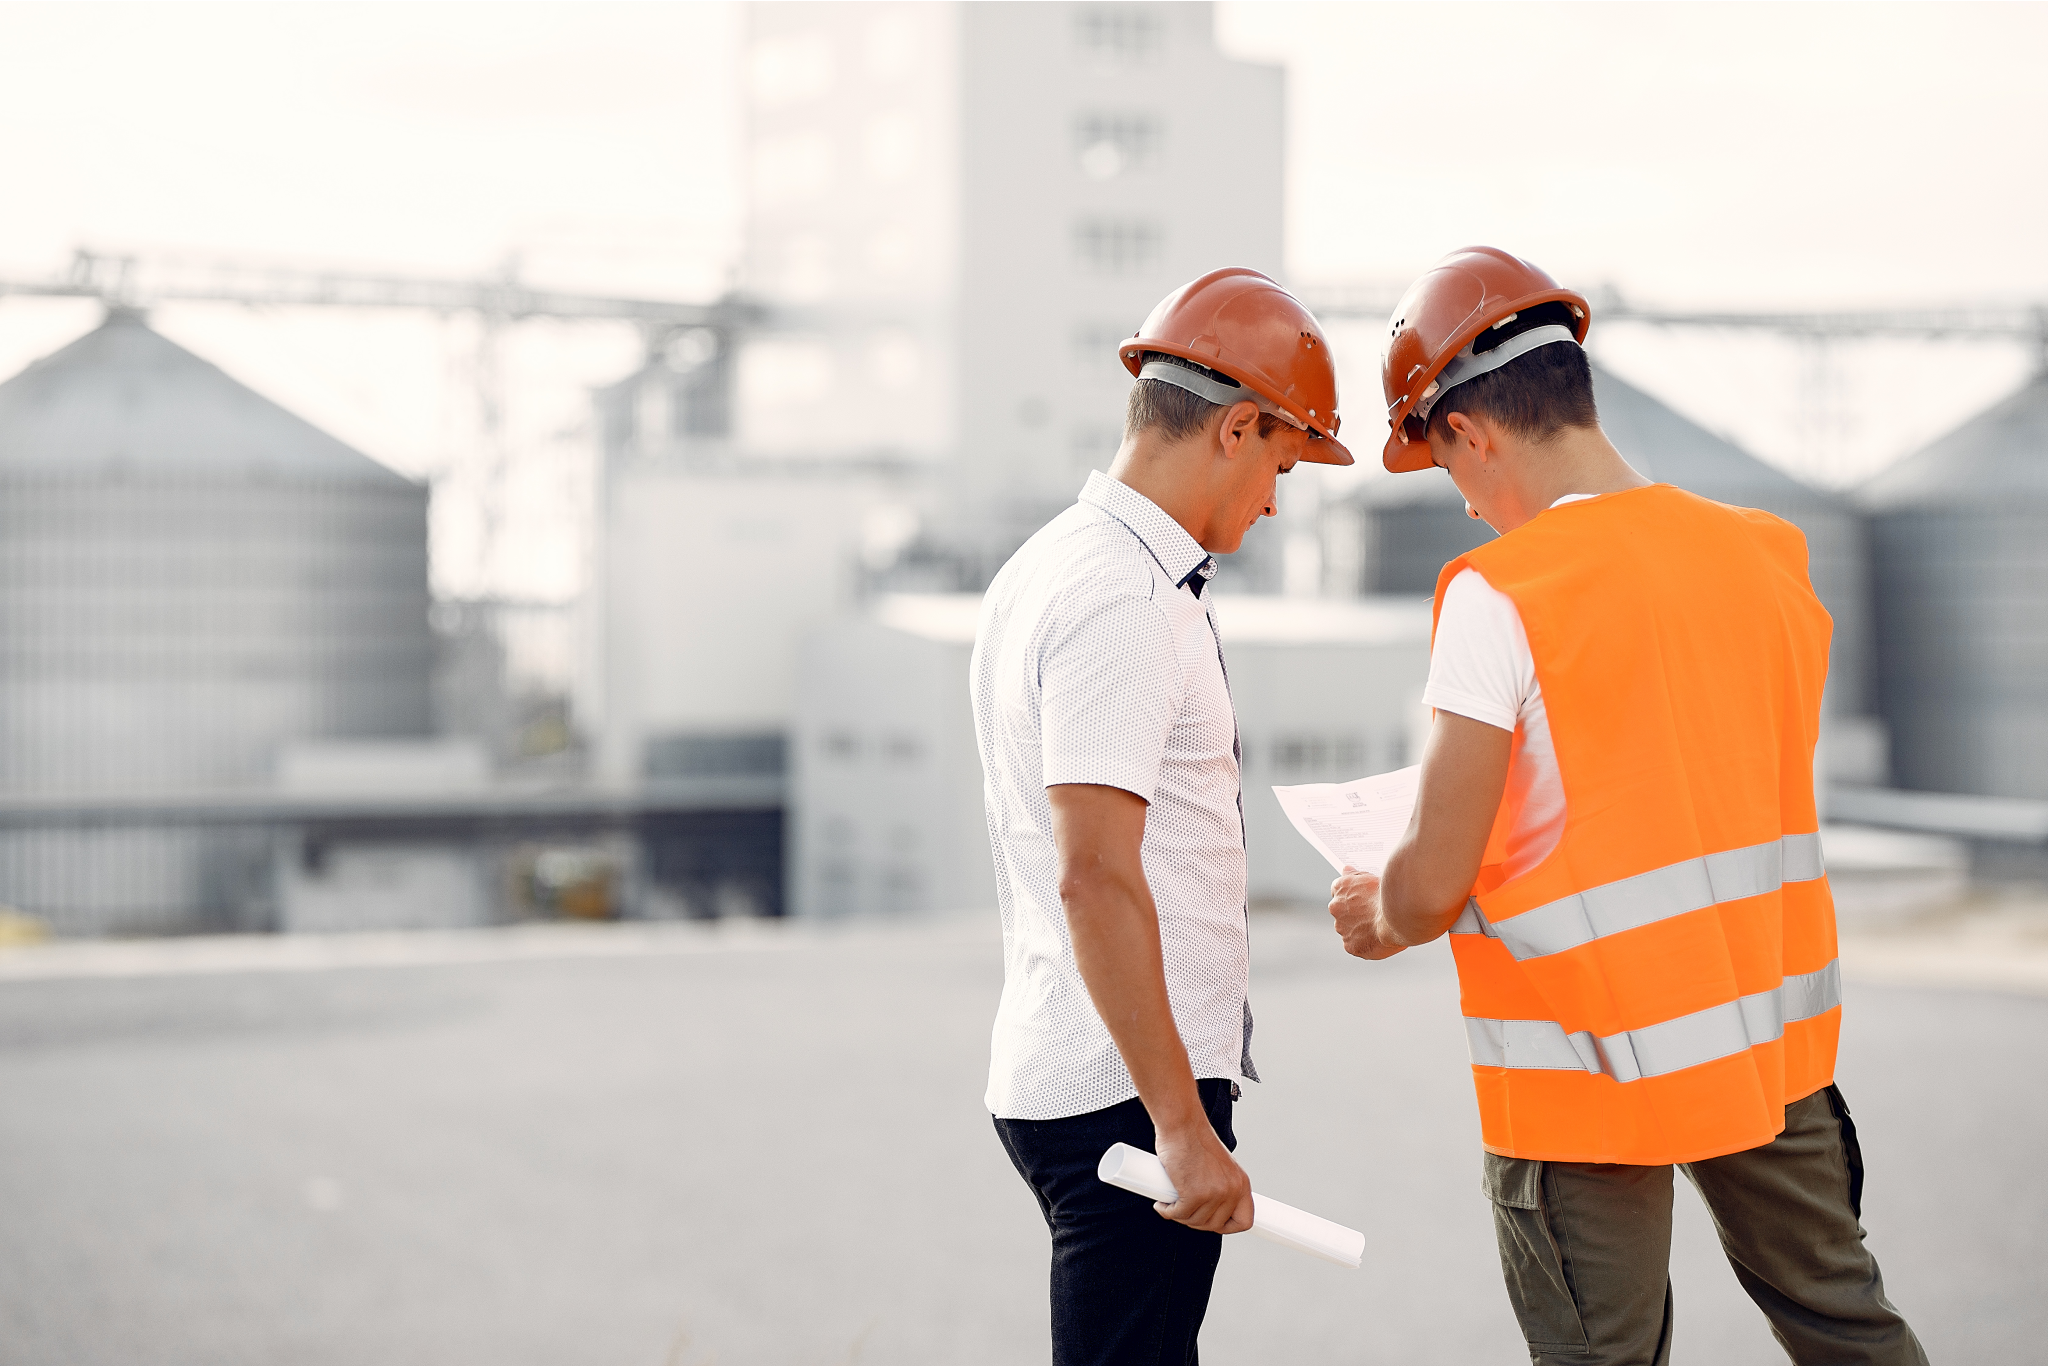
1137, 358, 1309, 431
1414, 324, 1579, 423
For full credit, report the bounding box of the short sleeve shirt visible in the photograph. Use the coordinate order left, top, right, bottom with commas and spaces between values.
1422, 495, 1597, 880
971, 471, 1255, 1121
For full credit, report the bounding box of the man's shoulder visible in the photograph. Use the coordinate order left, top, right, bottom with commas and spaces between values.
991, 502, 1168, 612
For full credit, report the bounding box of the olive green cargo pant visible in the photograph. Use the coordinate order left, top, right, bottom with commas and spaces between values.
1484, 1085, 1926, 1365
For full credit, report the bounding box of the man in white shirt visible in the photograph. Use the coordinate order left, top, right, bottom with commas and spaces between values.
971, 269, 1353, 1365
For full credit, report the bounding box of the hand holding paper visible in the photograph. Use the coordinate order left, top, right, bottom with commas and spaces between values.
1097, 1143, 1365, 1269
1272, 764, 1421, 876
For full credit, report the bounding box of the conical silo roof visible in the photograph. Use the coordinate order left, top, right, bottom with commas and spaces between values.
0, 310, 412, 486
1859, 370, 2048, 510
1358, 361, 1833, 510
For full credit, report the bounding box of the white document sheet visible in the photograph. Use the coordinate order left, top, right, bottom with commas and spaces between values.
1271, 764, 1421, 876
1097, 1143, 1364, 1268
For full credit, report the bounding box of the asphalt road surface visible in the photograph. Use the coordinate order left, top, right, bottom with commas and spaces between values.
0, 915, 2040, 1365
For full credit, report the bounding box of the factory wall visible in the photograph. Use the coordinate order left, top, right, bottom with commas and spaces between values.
791, 593, 1432, 919
585, 462, 907, 786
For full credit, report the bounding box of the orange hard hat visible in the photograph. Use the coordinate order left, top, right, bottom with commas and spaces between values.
1380, 246, 1590, 473
1119, 267, 1353, 466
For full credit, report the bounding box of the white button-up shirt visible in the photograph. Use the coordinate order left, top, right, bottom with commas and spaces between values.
972, 471, 1255, 1121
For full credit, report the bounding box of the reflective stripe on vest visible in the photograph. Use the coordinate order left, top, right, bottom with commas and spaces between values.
1449, 832, 1825, 959
1465, 960, 1840, 1083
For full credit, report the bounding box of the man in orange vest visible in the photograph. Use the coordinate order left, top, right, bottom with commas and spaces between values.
1328, 247, 1925, 1365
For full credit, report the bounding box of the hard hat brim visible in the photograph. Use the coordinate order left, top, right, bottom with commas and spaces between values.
1302, 433, 1354, 466
1382, 428, 1434, 473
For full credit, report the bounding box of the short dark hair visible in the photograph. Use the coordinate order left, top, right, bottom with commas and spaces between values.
1421, 302, 1598, 446
1125, 352, 1290, 443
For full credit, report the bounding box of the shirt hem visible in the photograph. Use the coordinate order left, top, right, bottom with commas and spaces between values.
986, 1069, 1253, 1122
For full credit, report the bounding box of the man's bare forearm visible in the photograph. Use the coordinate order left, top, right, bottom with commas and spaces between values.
1048, 782, 1252, 1233
1063, 868, 1207, 1133
1378, 840, 1471, 946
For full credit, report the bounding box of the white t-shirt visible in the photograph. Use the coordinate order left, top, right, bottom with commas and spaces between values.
1420, 495, 1594, 880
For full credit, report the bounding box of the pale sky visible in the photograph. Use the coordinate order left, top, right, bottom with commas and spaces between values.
2, 1, 2043, 598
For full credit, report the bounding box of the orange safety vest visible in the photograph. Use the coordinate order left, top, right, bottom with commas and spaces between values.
1437, 484, 1839, 1166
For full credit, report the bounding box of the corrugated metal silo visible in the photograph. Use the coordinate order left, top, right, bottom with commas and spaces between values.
1353, 361, 1871, 716
0, 311, 434, 933
1863, 371, 2048, 799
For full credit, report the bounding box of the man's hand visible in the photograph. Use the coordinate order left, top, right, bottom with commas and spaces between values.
1153, 1119, 1254, 1233
1329, 867, 1406, 960
1330, 712, 1514, 956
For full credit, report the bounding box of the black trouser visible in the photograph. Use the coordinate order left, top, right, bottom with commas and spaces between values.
993, 1079, 1237, 1366
1485, 1085, 1927, 1365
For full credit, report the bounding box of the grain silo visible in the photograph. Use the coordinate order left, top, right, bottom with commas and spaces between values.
0, 310, 434, 933
1863, 370, 2048, 799
1351, 361, 1872, 716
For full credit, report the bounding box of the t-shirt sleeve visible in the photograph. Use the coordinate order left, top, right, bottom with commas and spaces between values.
1424, 568, 1535, 733
1040, 592, 1181, 800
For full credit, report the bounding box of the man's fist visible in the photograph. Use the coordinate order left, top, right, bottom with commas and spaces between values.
1153, 1124, 1254, 1234
1330, 866, 1407, 960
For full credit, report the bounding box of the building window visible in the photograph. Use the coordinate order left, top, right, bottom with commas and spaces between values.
1074, 112, 1161, 180
1271, 734, 1370, 777
1073, 219, 1162, 275
1072, 322, 1132, 371
1074, 7, 1165, 64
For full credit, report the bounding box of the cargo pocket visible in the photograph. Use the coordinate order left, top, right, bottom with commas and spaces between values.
1483, 1154, 1591, 1358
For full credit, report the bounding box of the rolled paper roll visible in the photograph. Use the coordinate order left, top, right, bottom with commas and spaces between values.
1096, 1142, 1365, 1269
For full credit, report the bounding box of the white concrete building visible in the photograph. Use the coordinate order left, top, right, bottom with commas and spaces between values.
585, 1, 1290, 790
742, 0, 1285, 570
584, 455, 907, 785
792, 594, 1432, 918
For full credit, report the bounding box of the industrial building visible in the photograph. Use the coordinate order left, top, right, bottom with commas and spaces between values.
1861, 370, 2048, 836
1787, 361, 2048, 881
4, 1, 2040, 934
0, 311, 435, 934
0, 311, 783, 933
583, 0, 1297, 860
792, 593, 1432, 917
738, 1, 1284, 573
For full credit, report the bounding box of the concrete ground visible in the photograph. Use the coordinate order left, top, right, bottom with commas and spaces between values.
0, 909, 2043, 1366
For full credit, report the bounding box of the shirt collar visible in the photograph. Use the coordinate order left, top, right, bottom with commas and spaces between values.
1079, 471, 1217, 597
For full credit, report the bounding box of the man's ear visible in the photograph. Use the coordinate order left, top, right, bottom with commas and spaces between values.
1442, 411, 1490, 461
1214, 400, 1262, 459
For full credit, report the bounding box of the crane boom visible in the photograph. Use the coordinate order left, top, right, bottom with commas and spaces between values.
0, 248, 760, 333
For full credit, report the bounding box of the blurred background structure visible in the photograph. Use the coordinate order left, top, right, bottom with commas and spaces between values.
3, 5, 2048, 1366
0, 0, 2044, 932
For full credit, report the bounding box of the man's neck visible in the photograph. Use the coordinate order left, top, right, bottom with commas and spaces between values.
1501, 425, 1650, 529
1107, 436, 1215, 547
